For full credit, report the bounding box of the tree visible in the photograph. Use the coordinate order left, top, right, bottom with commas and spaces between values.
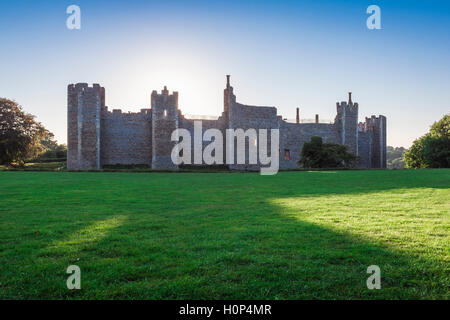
298, 136, 357, 169
36, 130, 67, 161
36, 143, 67, 161
387, 146, 406, 169
40, 131, 58, 151
404, 114, 450, 168
430, 114, 450, 138
0, 98, 47, 165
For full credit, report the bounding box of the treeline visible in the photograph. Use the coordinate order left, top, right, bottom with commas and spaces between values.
385, 114, 449, 169
0, 98, 66, 166
387, 146, 406, 169
404, 114, 449, 168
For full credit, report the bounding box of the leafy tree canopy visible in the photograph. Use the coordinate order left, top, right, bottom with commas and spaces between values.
430, 114, 450, 138
387, 146, 406, 169
404, 114, 450, 168
0, 98, 48, 165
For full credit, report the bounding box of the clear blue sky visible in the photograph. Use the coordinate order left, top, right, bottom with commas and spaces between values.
1, 0, 449, 147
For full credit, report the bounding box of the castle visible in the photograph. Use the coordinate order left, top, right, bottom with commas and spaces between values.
67, 76, 386, 171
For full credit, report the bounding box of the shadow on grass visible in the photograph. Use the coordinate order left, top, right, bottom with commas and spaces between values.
0, 170, 448, 299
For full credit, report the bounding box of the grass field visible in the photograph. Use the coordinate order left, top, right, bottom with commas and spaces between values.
0, 170, 448, 299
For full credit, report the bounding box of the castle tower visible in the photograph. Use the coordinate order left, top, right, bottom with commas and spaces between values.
365, 115, 387, 168
67, 83, 104, 170
335, 92, 359, 155
151, 86, 179, 170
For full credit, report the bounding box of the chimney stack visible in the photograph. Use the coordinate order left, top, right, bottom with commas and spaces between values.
296, 108, 300, 123
315, 114, 319, 123
348, 92, 352, 104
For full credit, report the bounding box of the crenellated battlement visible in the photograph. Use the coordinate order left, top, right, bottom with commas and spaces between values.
365, 115, 385, 127
359, 115, 386, 132
101, 107, 152, 119
151, 86, 178, 96
336, 97, 358, 116
151, 87, 178, 113
68, 83, 105, 98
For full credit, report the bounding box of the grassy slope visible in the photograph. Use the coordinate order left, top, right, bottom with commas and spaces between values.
0, 170, 448, 299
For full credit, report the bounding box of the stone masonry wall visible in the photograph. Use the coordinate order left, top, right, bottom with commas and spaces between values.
68, 78, 386, 171
101, 108, 152, 166
228, 101, 279, 171
179, 116, 227, 165
358, 131, 372, 169
279, 122, 339, 169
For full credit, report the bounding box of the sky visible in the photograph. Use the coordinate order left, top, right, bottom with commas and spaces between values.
1, 0, 449, 147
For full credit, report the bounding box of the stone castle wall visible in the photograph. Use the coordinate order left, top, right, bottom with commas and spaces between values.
67, 77, 387, 171
279, 122, 339, 169
101, 109, 152, 166
179, 117, 228, 165
358, 131, 372, 169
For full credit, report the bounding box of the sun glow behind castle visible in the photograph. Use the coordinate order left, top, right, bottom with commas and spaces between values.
171, 121, 280, 175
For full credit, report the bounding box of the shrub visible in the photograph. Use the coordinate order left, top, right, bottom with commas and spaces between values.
298, 136, 357, 169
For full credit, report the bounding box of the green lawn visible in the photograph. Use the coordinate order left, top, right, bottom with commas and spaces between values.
0, 170, 448, 299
